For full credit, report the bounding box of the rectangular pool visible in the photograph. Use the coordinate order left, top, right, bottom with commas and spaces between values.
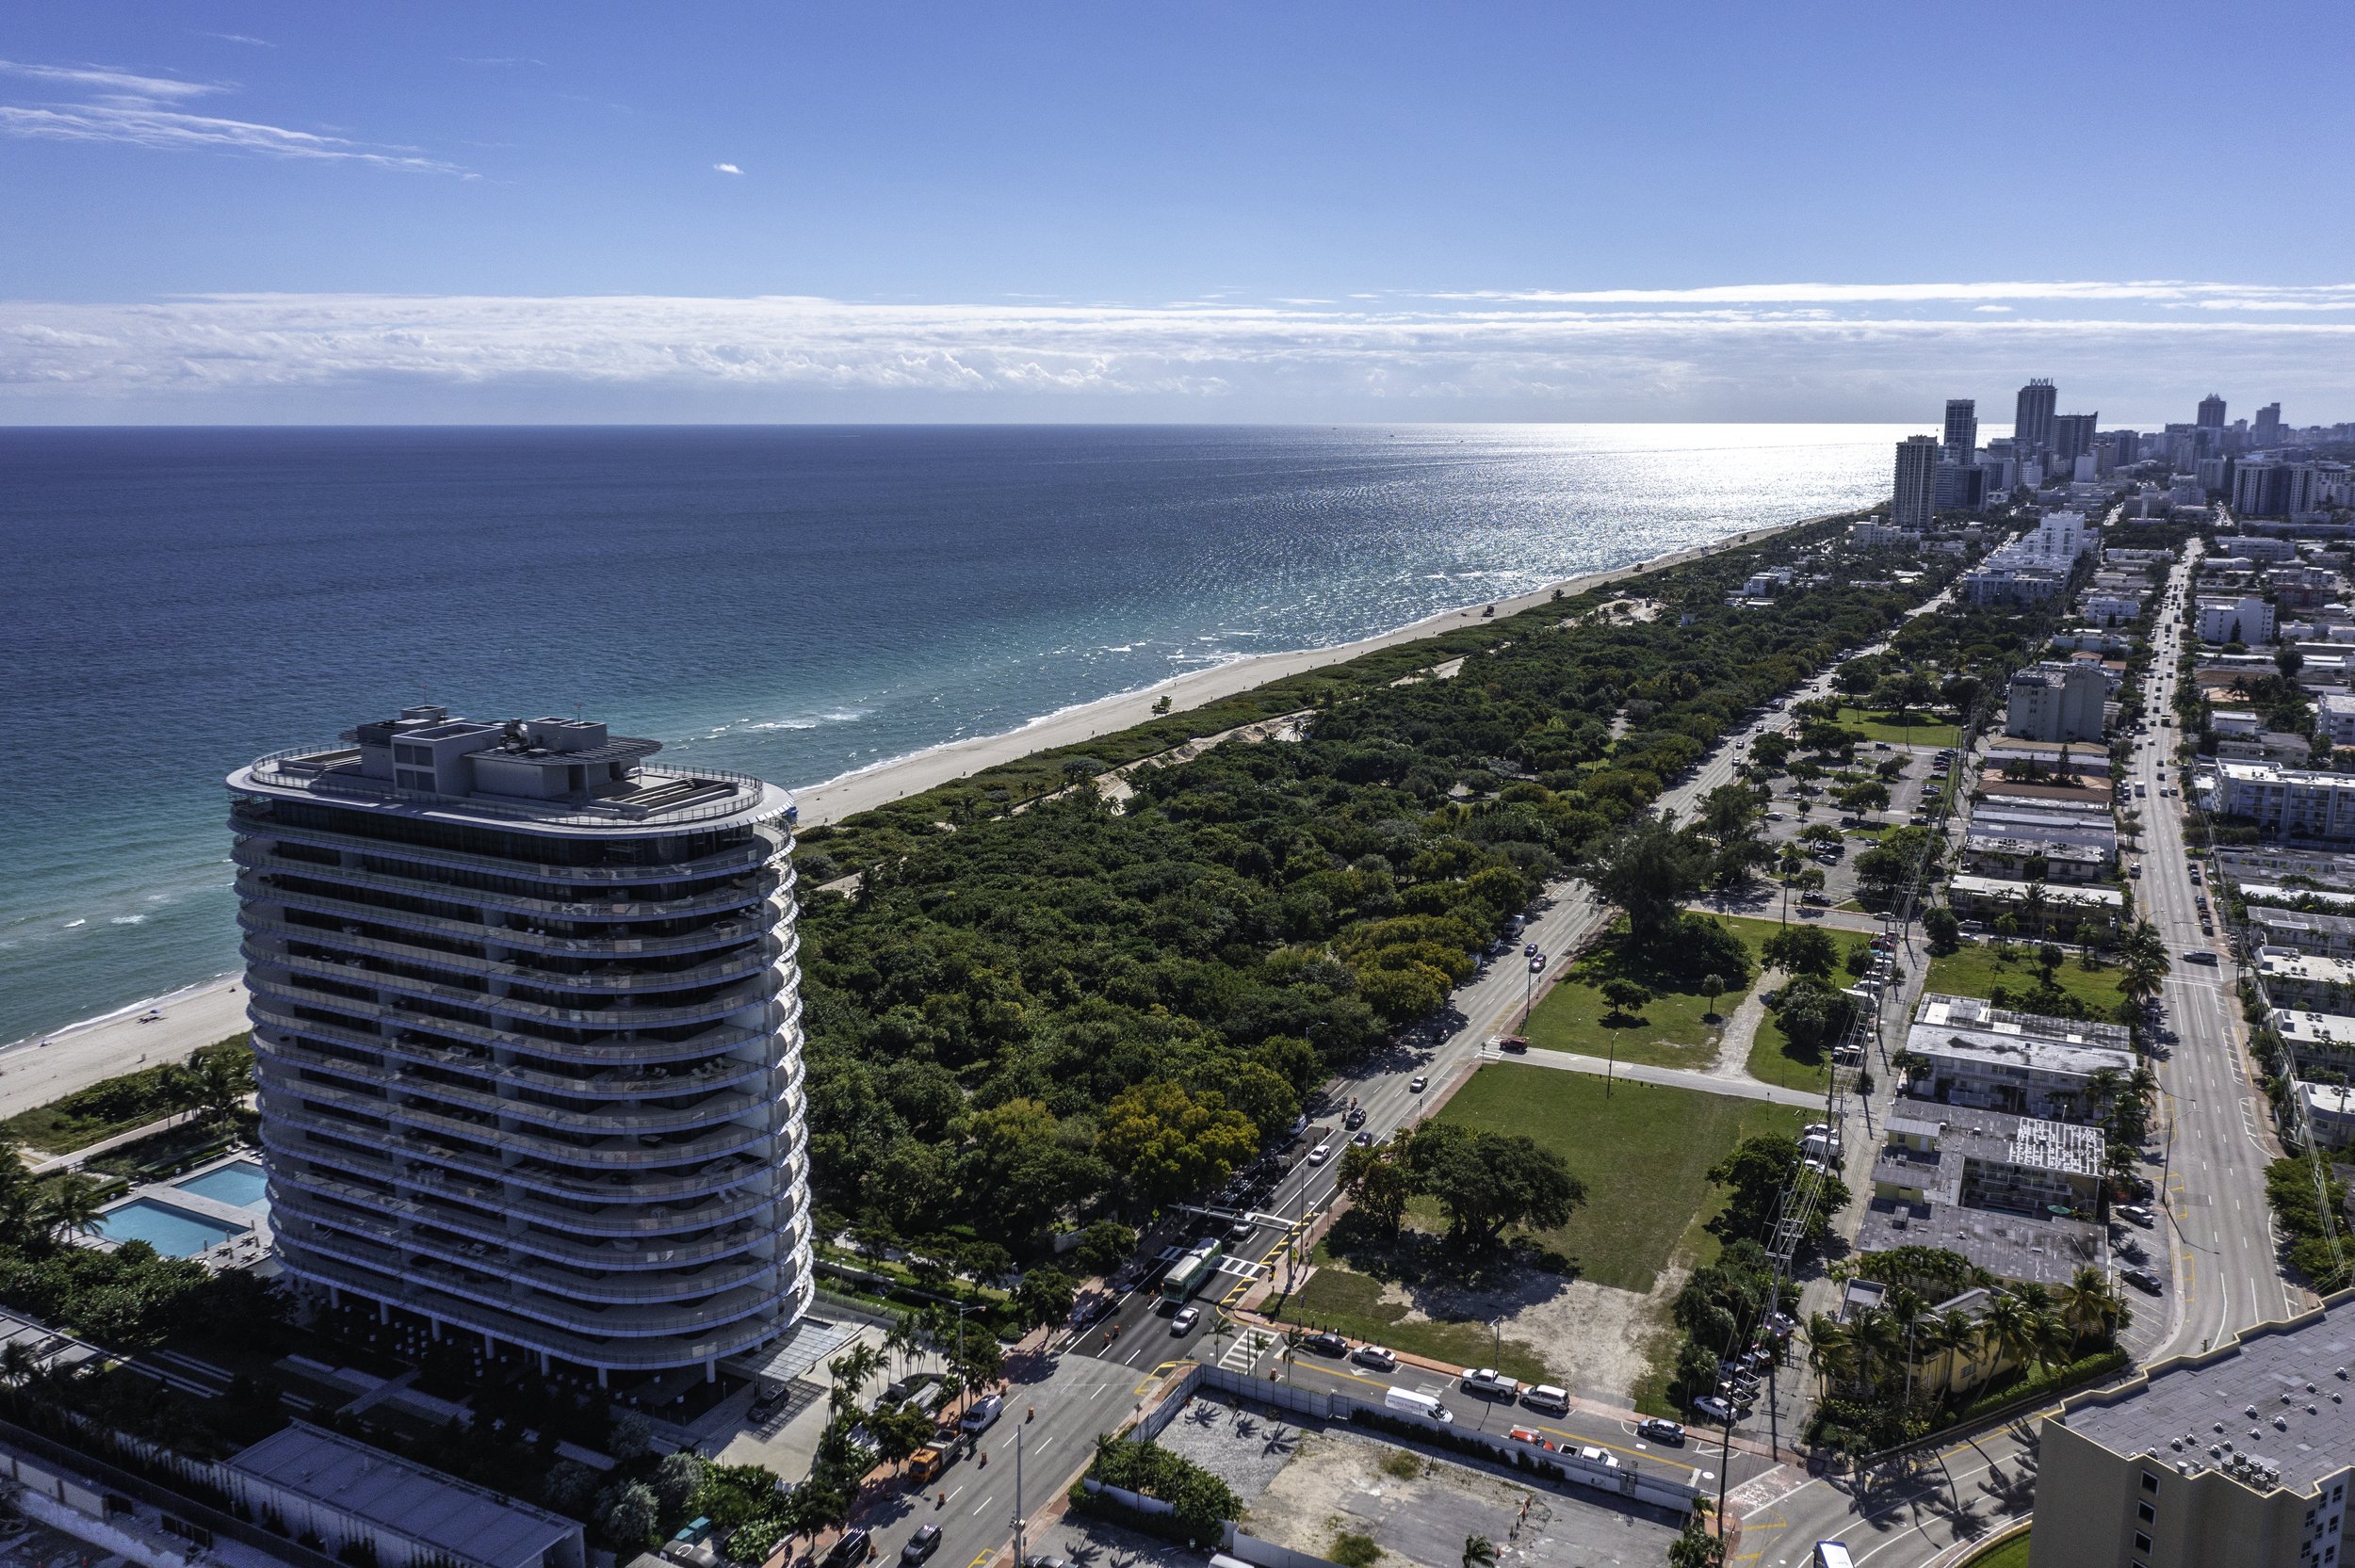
93, 1198, 247, 1258
171, 1158, 270, 1213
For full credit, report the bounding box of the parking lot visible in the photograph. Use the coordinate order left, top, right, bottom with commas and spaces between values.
1146, 1392, 1687, 1568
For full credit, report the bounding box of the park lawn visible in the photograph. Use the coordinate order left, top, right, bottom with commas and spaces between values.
1520, 929, 1737, 1071
1421, 1063, 1805, 1294
1711, 915, 1872, 1093
1925, 940, 2128, 1015
1275, 1263, 1551, 1384
1836, 705, 1962, 750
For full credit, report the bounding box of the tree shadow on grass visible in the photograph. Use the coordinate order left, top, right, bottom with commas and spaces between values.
1321, 1216, 1582, 1322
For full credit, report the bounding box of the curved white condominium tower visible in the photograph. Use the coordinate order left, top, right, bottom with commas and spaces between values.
229, 706, 810, 1381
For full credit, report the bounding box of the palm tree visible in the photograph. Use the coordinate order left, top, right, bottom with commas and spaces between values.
191, 1045, 253, 1122
2029, 1311, 2074, 1374
38, 1174, 106, 1246
1463, 1536, 1498, 1568
1884, 1287, 1928, 1410
1978, 1293, 2038, 1380
1848, 1309, 1902, 1399
0, 1339, 37, 1412
1804, 1313, 1857, 1397
2059, 1265, 2124, 1350
1210, 1311, 1237, 1367
1921, 1309, 1983, 1404
1279, 1327, 1306, 1386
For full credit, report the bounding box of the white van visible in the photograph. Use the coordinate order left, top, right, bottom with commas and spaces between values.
1521, 1383, 1570, 1415
1385, 1386, 1454, 1424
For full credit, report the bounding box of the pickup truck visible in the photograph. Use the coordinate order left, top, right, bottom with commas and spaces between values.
1461, 1367, 1521, 1401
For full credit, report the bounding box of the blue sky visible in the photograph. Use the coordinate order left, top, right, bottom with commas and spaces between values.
5, 1, 2353, 423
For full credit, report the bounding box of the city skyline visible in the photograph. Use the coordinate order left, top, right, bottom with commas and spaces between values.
4, 1, 2354, 422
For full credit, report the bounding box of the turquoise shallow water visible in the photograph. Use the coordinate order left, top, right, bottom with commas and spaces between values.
0, 423, 1907, 1043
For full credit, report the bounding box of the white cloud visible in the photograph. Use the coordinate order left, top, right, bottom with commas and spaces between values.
0, 59, 221, 101
1431, 280, 2355, 312
714, 162, 741, 174
1, 286, 2350, 420
194, 34, 275, 49
0, 57, 463, 173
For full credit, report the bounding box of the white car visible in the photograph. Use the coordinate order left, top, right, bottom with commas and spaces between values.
1353, 1344, 1398, 1371
1306, 1142, 1331, 1166
1169, 1307, 1200, 1335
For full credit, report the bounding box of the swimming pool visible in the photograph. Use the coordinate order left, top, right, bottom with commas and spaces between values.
170, 1158, 270, 1213
92, 1198, 247, 1258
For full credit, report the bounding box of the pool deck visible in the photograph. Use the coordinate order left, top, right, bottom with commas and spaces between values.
81, 1152, 276, 1268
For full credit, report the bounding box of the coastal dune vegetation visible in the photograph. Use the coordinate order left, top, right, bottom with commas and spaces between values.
790, 522, 1965, 1258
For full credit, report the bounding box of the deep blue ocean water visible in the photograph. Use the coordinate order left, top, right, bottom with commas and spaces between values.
0, 423, 1907, 1043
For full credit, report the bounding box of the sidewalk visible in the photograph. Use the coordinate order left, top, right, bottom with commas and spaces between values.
1474, 1043, 1827, 1109
19, 1107, 205, 1176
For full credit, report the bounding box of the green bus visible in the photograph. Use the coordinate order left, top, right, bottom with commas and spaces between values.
1159, 1241, 1225, 1306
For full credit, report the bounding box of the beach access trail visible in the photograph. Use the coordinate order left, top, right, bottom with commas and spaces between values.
2, 513, 1831, 1119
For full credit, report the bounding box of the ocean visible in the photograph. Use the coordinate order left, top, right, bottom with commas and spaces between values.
0, 423, 1908, 1044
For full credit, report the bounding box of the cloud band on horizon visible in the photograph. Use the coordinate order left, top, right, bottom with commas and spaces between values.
1, 286, 2350, 420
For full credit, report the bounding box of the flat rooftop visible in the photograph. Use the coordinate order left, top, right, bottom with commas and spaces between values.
1856, 1198, 2106, 1287
1915, 994, 2135, 1052
1949, 875, 2124, 911
2056, 1294, 2355, 1497
231, 1421, 581, 1568
2256, 947, 2355, 989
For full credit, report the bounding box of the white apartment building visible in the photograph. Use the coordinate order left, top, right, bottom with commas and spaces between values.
2083, 592, 2144, 625
2317, 694, 2355, 750
2198, 593, 2277, 645
2209, 761, 2355, 840
230, 706, 814, 1382
2298, 1081, 2355, 1150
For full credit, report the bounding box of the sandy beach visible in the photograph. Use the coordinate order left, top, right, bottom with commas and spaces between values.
791, 515, 1824, 826
3, 513, 1829, 1115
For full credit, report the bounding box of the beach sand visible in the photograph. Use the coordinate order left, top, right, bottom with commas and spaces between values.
4, 514, 1829, 1111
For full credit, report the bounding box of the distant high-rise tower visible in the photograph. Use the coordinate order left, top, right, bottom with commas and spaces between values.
2198, 393, 2227, 429
2014, 379, 2057, 452
2052, 412, 2100, 469
1942, 399, 1978, 464
2254, 402, 2282, 446
1892, 435, 1940, 528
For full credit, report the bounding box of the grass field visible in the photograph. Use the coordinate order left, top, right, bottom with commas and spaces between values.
1424, 1063, 1805, 1293
1520, 930, 1736, 1071
1708, 916, 1871, 1092
1275, 1264, 1551, 1383
1836, 704, 1962, 749
1925, 940, 2127, 1015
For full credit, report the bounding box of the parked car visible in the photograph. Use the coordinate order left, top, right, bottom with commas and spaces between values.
1692, 1395, 1737, 1424
1578, 1445, 1621, 1469
960, 1395, 1004, 1433
2123, 1268, 2164, 1295
1461, 1367, 1521, 1400
1522, 1383, 1571, 1415
1638, 1417, 1686, 1445
2116, 1204, 2157, 1227
1304, 1331, 1350, 1356
1352, 1345, 1398, 1371
1507, 1426, 1552, 1450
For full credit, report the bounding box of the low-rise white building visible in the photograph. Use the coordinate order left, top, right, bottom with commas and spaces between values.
1903, 994, 2139, 1123
2317, 693, 2355, 749
2270, 1008, 2355, 1075
2254, 947, 2355, 1012
2298, 1080, 2355, 1149
2198, 592, 2277, 645
2208, 760, 2355, 839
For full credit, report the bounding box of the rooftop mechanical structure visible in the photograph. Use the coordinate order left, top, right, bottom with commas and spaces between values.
228, 705, 810, 1382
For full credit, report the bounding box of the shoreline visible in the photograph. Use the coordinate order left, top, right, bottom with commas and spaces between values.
789, 511, 1830, 826
3, 509, 1839, 1098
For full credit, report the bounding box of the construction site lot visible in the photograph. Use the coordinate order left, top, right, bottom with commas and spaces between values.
1155, 1392, 1686, 1568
